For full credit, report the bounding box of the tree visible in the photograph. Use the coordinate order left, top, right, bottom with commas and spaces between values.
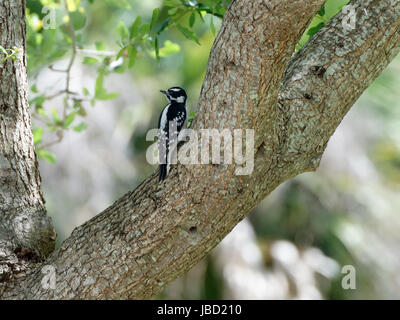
0, 0, 399, 299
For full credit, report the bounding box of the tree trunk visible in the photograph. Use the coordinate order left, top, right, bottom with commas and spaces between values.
0, 0, 55, 282
0, 0, 399, 299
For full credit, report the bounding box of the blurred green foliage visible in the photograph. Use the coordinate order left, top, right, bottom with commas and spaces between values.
26, 0, 349, 163
249, 181, 375, 299
26, 0, 231, 162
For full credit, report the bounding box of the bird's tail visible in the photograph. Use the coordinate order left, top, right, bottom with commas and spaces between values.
159, 164, 167, 181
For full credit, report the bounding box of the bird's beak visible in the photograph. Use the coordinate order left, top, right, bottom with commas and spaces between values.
160, 90, 169, 98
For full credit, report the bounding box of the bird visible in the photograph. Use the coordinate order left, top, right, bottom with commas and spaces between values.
158, 86, 187, 181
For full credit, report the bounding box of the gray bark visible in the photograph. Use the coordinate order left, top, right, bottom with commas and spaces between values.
0, 0, 56, 283
0, 0, 399, 299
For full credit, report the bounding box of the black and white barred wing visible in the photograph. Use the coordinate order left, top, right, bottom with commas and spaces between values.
174, 109, 187, 141
165, 110, 187, 163
157, 105, 186, 180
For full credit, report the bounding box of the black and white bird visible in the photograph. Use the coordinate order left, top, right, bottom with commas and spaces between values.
158, 86, 187, 181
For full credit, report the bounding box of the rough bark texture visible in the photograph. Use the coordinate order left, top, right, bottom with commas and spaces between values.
0, 0, 56, 282
0, 0, 399, 299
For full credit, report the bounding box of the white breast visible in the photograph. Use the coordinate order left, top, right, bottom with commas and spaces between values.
160, 103, 170, 129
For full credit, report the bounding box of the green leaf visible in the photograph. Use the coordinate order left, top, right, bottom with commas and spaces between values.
73, 100, 85, 116
318, 5, 326, 16
158, 18, 171, 34
31, 95, 46, 107
163, 0, 182, 7
70, 11, 86, 30
151, 8, 160, 29
83, 87, 90, 96
96, 92, 120, 100
158, 40, 180, 57
37, 108, 49, 120
210, 16, 216, 36
66, 0, 80, 12
139, 23, 150, 36
73, 122, 88, 132
64, 112, 76, 127
196, 9, 205, 22
95, 72, 105, 98
168, 7, 178, 15
176, 24, 200, 45
129, 16, 141, 40
34, 33, 43, 46
189, 12, 196, 28
116, 47, 125, 60
127, 46, 137, 69
307, 22, 324, 37
51, 107, 61, 124
37, 149, 57, 164
154, 37, 160, 62
117, 21, 128, 40
149, 40, 180, 59
31, 84, 39, 93
95, 72, 120, 100
95, 41, 105, 51
33, 128, 44, 145
82, 56, 98, 65
77, 104, 87, 116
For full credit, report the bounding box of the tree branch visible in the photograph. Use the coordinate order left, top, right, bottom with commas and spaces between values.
1, 0, 399, 299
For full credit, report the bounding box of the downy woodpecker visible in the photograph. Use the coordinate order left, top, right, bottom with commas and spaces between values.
158, 87, 187, 181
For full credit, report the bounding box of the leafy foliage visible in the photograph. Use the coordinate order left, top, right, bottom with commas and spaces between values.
26, 0, 231, 162
26, 0, 348, 164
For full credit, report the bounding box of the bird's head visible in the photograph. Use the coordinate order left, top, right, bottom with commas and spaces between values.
160, 86, 187, 104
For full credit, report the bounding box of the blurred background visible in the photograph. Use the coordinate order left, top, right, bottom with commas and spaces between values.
26, 0, 400, 299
